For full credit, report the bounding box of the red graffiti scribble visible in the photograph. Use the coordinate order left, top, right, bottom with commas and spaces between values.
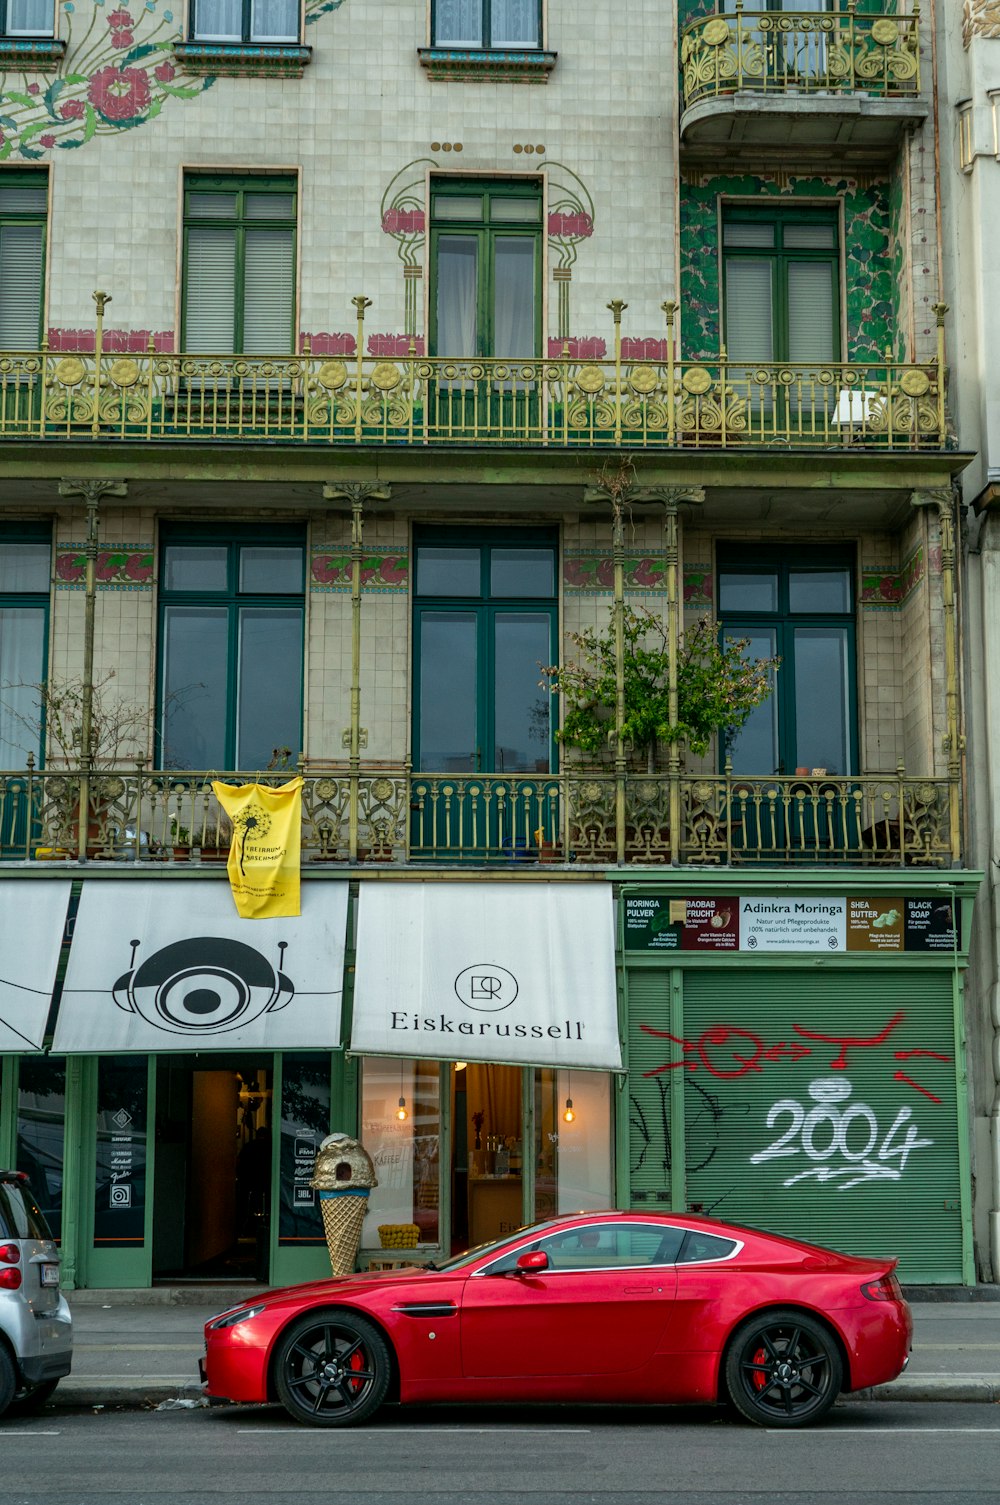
792, 1011, 905, 1069
639, 1024, 812, 1080
893, 1070, 942, 1104
895, 1048, 951, 1062
638, 1026, 698, 1074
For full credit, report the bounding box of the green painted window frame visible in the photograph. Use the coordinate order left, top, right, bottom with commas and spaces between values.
180, 172, 297, 356
431, 0, 541, 49
155, 523, 305, 772
411, 526, 557, 774
0, 521, 50, 769
717, 542, 858, 776
721, 203, 841, 365
0, 169, 47, 348
429, 179, 542, 360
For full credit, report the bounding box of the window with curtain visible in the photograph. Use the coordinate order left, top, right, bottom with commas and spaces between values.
191, 0, 298, 42
433, 0, 540, 48
181, 175, 296, 356
430, 181, 541, 360
156, 526, 304, 771
1, 0, 54, 35
0, 173, 47, 349
722, 204, 841, 369
0, 527, 50, 768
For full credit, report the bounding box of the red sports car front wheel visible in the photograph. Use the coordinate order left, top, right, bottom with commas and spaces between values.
273, 1312, 391, 1427
724, 1309, 843, 1428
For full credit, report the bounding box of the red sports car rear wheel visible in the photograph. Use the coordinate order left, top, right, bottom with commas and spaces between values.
725, 1309, 842, 1428
274, 1311, 390, 1427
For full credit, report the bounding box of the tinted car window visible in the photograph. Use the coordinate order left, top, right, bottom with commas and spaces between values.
489, 1223, 685, 1272
0, 1178, 52, 1240
677, 1230, 737, 1264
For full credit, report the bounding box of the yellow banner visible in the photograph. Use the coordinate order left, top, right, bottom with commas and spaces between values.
210, 777, 303, 919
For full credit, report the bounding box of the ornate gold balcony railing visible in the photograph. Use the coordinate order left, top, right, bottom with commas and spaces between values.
0, 298, 948, 451
681, 4, 921, 110
0, 764, 957, 868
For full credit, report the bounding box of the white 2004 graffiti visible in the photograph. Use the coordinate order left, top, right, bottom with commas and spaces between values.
749, 1077, 933, 1190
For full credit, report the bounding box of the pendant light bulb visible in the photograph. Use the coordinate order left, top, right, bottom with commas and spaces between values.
396, 1096, 408, 1122
562, 1098, 575, 1124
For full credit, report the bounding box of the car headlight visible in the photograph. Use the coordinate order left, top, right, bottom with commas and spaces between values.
210, 1304, 265, 1330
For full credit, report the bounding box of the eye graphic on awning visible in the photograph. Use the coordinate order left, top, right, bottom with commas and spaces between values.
53, 880, 348, 1053
0, 880, 72, 1052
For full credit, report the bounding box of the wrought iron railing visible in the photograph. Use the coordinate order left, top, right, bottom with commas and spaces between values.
681, 4, 921, 110
0, 299, 948, 451
0, 763, 957, 868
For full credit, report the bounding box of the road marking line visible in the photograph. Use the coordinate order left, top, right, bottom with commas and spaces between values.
236, 1426, 592, 1435
767, 1427, 1000, 1435
78, 1343, 198, 1351
917, 1343, 1000, 1349
0, 1430, 61, 1436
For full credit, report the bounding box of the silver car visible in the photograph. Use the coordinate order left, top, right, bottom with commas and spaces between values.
0, 1170, 72, 1418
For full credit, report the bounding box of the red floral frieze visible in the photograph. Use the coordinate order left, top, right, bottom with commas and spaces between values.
381, 208, 425, 235
620, 337, 670, 362
367, 333, 425, 357
303, 332, 357, 356
547, 336, 607, 359
311, 553, 408, 589
56, 550, 153, 587
548, 211, 593, 238
48, 328, 174, 353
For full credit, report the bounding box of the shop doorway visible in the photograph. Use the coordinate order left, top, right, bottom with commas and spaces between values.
152, 1057, 273, 1282
452, 1061, 525, 1251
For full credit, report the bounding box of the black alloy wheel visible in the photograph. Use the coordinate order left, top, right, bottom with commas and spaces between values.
724, 1308, 843, 1427
273, 1312, 390, 1427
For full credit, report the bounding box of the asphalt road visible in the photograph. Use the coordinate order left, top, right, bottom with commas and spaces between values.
1, 1402, 999, 1504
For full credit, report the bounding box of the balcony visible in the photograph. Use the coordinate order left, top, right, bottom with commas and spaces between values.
679, 5, 927, 162
0, 340, 948, 453
0, 765, 958, 869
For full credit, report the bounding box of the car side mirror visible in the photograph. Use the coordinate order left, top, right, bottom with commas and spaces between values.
515, 1250, 549, 1274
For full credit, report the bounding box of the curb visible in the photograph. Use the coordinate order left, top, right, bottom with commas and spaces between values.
49, 1376, 1000, 1411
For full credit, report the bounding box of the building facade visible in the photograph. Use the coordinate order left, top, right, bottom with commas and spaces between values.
0, 0, 985, 1291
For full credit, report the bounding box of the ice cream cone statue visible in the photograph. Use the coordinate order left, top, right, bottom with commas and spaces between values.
310, 1133, 378, 1276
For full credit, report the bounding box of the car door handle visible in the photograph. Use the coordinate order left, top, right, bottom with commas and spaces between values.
623, 1285, 665, 1295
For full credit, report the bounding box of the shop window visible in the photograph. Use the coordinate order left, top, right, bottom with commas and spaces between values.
360, 1060, 441, 1249
717, 543, 857, 777
181, 174, 297, 356
430, 180, 541, 361
722, 203, 841, 372
16, 1057, 65, 1241
190, 0, 299, 42
0, 172, 47, 349
156, 525, 305, 771
0, 0, 54, 35
533, 1068, 612, 1221
433, 0, 540, 48
0, 524, 50, 768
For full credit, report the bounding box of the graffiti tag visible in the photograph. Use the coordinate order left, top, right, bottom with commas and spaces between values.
749, 1077, 933, 1190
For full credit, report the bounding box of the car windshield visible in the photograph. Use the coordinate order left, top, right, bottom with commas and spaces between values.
431, 1219, 568, 1274
0, 1178, 52, 1241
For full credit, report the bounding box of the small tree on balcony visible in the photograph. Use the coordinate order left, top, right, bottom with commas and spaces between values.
542, 605, 779, 773
0, 669, 151, 769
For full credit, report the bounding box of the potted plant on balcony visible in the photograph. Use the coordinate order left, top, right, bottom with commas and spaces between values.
542, 605, 778, 773
0, 669, 152, 857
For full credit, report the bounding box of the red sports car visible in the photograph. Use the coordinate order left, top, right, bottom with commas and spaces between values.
201, 1211, 911, 1429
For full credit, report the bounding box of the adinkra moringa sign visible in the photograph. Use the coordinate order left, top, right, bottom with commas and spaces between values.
624, 895, 957, 954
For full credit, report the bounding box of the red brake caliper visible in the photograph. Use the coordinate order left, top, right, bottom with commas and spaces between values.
751, 1345, 769, 1392
346, 1350, 366, 1393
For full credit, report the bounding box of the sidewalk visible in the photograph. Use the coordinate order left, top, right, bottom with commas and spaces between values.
47, 1285, 1000, 1411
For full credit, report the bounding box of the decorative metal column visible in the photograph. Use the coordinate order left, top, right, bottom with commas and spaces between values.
323, 481, 391, 860
913, 485, 964, 865
58, 475, 127, 859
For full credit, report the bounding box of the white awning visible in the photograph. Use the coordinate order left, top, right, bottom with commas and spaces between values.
53, 880, 348, 1054
351, 882, 622, 1071
0, 880, 72, 1052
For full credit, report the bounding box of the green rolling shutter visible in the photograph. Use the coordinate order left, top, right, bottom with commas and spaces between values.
628, 966, 967, 1283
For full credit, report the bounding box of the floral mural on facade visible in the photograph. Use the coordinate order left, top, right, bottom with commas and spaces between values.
679, 171, 894, 362
311, 551, 408, 593
55, 546, 153, 588
0, 0, 345, 161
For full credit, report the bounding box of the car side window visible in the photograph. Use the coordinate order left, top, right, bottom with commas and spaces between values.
677, 1230, 738, 1264
537, 1223, 685, 1271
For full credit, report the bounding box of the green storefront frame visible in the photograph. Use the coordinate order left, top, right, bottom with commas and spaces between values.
619, 878, 978, 1285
